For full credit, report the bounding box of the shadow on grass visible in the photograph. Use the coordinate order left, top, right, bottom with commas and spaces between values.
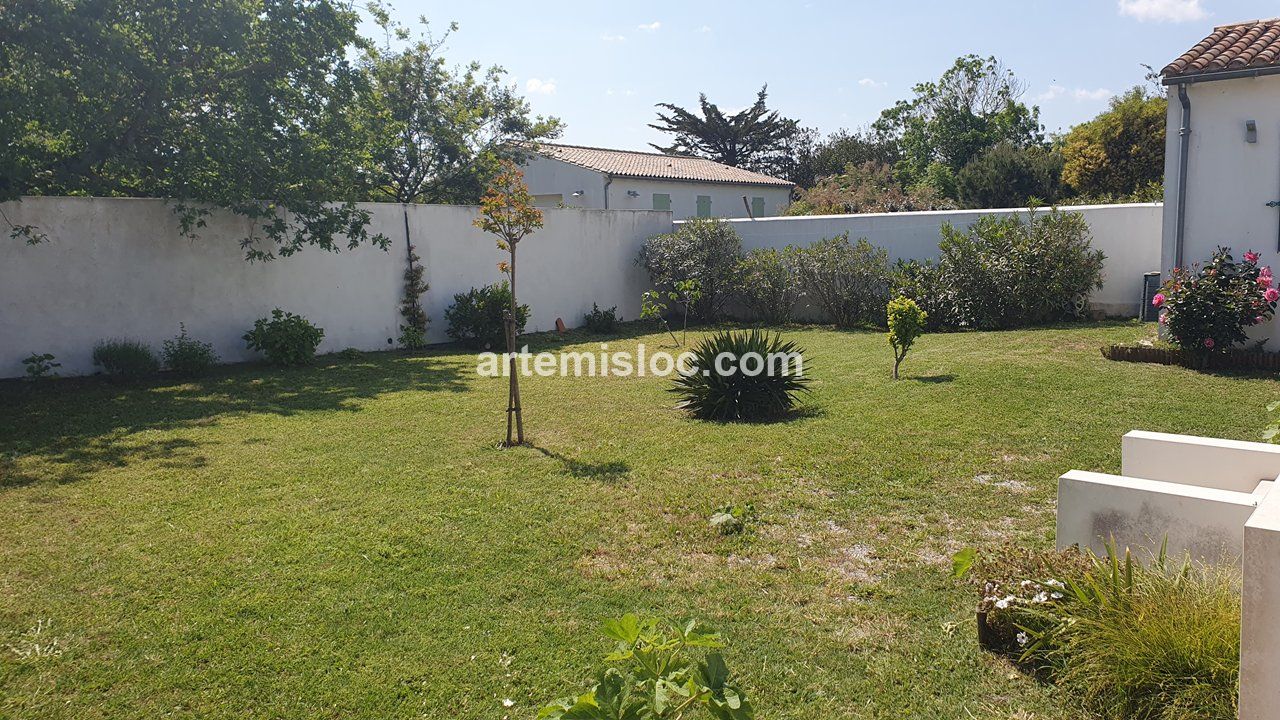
0, 352, 470, 487
532, 446, 631, 483
912, 374, 956, 384
684, 403, 825, 426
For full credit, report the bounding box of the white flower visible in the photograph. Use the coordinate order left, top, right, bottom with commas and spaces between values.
1045, 579, 1065, 590
1016, 632, 1028, 646
1051, 591, 1063, 600
1032, 591, 1049, 603
994, 595, 1015, 610
502, 699, 515, 708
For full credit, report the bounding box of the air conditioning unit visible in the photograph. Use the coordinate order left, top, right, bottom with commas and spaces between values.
1140, 272, 1162, 322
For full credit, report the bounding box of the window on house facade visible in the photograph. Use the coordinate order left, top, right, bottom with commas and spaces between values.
652, 193, 671, 211
751, 197, 765, 218
696, 195, 712, 217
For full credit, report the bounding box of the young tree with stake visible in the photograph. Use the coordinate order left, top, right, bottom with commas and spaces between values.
474, 162, 544, 445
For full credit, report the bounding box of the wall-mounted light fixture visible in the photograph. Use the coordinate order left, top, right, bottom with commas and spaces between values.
1246, 120, 1258, 144
626, 190, 640, 197
571, 190, 585, 197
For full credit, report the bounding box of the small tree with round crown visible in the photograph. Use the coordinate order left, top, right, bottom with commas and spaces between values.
474, 161, 544, 446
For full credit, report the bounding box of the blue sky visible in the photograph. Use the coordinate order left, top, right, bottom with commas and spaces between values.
372, 0, 1276, 150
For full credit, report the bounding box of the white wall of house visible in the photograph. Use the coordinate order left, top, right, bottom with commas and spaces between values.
704, 203, 1165, 317
521, 155, 792, 219
0, 197, 669, 378
1162, 74, 1280, 346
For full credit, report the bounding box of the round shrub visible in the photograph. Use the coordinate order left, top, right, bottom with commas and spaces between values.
162, 323, 219, 376
791, 234, 890, 328
582, 303, 620, 334
736, 246, 801, 324
638, 218, 743, 321
243, 309, 324, 365
935, 208, 1104, 329
671, 329, 811, 421
1157, 247, 1277, 354
444, 281, 529, 350
92, 339, 160, 380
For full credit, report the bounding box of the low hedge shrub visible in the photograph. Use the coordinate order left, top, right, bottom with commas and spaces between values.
445, 281, 529, 350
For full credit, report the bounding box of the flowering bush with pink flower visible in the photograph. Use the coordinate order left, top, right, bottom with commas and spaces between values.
1156, 247, 1277, 353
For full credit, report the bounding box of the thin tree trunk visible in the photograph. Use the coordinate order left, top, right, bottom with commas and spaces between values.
507, 245, 524, 445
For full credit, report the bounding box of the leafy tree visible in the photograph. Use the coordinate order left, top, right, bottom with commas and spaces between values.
358, 14, 561, 204
474, 162, 543, 446
2, 0, 386, 260
873, 55, 1044, 187
787, 161, 954, 216
649, 86, 801, 177
1061, 87, 1166, 199
786, 127, 899, 188
956, 143, 1064, 208
887, 296, 927, 380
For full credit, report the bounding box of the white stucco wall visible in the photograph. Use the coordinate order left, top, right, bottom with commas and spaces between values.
0, 197, 669, 378
702, 204, 1164, 317
520, 155, 792, 219
1163, 74, 1280, 347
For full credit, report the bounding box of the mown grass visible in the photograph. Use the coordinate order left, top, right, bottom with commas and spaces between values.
0, 321, 1273, 719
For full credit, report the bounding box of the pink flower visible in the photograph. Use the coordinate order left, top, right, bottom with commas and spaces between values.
1266, 288, 1279, 303
1158, 313, 1169, 325
1151, 293, 1165, 307
1204, 338, 1216, 349
1245, 251, 1261, 263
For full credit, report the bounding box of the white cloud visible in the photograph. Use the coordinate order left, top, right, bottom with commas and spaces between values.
1037, 85, 1066, 101
1073, 87, 1114, 101
858, 78, 886, 88
601, 33, 626, 42
525, 78, 557, 95
1037, 84, 1113, 102
1117, 0, 1207, 23
698, 25, 712, 33
637, 21, 661, 31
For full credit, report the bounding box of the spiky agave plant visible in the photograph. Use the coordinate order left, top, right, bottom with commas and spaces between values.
671, 329, 811, 421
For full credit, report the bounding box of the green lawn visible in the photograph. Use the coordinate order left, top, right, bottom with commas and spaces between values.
1, 322, 1274, 719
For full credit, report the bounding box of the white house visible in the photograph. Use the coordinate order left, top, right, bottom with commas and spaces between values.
520, 142, 794, 219
1162, 18, 1280, 345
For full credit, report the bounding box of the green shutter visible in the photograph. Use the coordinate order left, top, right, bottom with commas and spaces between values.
751, 197, 765, 217
652, 193, 671, 211
696, 195, 712, 217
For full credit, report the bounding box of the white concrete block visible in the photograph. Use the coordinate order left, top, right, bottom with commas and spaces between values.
1122, 430, 1280, 493
1056, 469, 1260, 563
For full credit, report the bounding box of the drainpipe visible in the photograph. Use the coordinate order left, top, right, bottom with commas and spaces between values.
603, 174, 612, 209
1173, 83, 1192, 269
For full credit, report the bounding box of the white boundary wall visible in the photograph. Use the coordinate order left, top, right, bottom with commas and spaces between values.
703, 203, 1164, 318
0, 197, 668, 377
1, 198, 1164, 378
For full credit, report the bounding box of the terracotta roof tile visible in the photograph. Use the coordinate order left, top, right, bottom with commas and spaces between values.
527, 143, 794, 187
1164, 18, 1280, 79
